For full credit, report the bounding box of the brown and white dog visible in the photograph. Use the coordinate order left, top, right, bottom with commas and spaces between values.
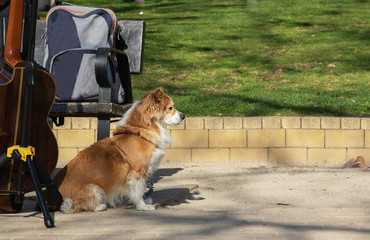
51, 88, 185, 213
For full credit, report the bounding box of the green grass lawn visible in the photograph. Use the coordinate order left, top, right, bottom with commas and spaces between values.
45, 0, 369, 117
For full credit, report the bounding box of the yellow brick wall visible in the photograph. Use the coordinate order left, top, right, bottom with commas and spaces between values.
53, 116, 370, 167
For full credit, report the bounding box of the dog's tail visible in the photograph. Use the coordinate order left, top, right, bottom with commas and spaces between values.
60, 198, 73, 213
60, 185, 107, 213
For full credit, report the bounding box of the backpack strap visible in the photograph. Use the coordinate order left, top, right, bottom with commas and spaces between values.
116, 52, 133, 104
95, 48, 133, 104
114, 24, 132, 104
116, 24, 128, 51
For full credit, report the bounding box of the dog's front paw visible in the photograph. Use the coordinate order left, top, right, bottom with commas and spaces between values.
136, 204, 156, 211
94, 204, 107, 212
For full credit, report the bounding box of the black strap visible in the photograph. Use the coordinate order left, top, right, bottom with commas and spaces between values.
115, 26, 132, 104
116, 25, 128, 51
116, 53, 133, 104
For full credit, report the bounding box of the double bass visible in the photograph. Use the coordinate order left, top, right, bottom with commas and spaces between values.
0, 0, 59, 214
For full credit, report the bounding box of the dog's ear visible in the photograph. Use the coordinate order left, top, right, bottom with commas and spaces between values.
153, 87, 164, 103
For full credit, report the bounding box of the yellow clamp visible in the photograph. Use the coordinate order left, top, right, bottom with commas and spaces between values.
7, 145, 35, 162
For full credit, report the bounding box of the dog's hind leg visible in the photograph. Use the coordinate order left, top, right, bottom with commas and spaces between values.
60, 184, 107, 213
127, 172, 155, 211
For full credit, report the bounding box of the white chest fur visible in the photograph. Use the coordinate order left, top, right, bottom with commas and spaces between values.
156, 123, 173, 149
148, 123, 173, 175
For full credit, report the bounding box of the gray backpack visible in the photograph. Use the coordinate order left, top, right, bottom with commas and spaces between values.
43, 5, 130, 103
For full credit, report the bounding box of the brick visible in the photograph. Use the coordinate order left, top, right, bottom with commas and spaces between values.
192, 149, 229, 162
77, 147, 88, 153
269, 148, 307, 165
53, 117, 71, 129
325, 130, 364, 148
341, 117, 360, 129
209, 130, 246, 148
91, 118, 98, 130
163, 149, 191, 162
366, 130, 370, 148
286, 129, 324, 148
204, 117, 223, 129
58, 147, 78, 164
166, 119, 185, 130
248, 129, 285, 148
243, 117, 261, 129
230, 148, 268, 162
57, 130, 95, 148
301, 117, 320, 129
362, 118, 370, 129
321, 117, 340, 129
347, 149, 370, 162
262, 117, 281, 129
110, 117, 122, 130
170, 130, 208, 148
185, 117, 204, 129
308, 149, 346, 166
224, 117, 242, 129
282, 117, 300, 129
71, 117, 90, 129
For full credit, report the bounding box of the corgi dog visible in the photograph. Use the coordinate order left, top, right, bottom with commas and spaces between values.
51, 88, 185, 213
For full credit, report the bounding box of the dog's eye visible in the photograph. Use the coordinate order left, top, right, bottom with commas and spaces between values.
168, 106, 173, 110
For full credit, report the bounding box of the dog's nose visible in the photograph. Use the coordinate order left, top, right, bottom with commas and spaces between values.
181, 113, 185, 120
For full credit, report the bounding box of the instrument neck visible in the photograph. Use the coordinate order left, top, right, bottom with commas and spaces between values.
4, 0, 25, 67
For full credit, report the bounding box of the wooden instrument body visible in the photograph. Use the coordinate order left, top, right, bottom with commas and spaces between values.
0, 0, 58, 213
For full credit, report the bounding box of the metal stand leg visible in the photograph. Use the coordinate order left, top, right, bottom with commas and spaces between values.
33, 156, 63, 207
4, 146, 56, 228
26, 155, 54, 228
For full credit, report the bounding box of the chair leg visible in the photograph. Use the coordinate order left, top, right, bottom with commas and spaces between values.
97, 116, 110, 141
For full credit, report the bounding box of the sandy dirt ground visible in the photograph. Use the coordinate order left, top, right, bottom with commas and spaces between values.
157, 162, 370, 211
1, 161, 370, 239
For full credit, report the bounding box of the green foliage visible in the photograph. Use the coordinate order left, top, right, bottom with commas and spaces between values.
45, 0, 369, 116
